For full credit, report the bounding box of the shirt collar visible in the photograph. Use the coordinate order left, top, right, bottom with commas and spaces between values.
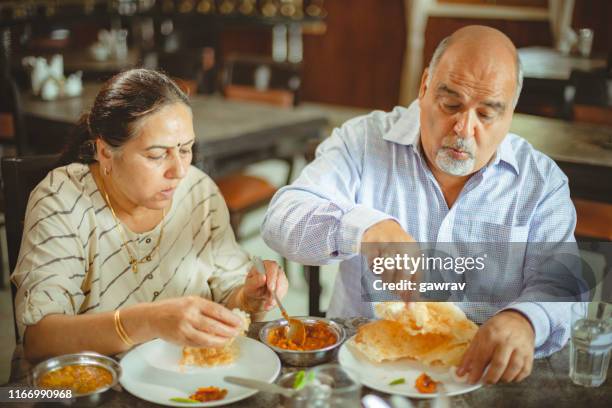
383, 100, 519, 176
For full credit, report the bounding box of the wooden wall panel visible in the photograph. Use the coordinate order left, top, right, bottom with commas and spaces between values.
300, 0, 406, 110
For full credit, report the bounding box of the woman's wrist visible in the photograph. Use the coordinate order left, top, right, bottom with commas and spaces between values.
118, 302, 157, 345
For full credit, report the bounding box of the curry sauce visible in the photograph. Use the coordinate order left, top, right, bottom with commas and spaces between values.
268, 321, 337, 351
38, 364, 113, 394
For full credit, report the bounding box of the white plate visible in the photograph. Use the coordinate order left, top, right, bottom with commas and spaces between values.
120, 337, 281, 407
338, 335, 481, 399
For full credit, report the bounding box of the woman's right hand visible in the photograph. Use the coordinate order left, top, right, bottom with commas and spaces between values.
147, 296, 242, 348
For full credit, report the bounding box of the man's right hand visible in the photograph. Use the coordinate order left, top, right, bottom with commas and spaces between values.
361, 220, 421, 301
362, 219, 416, 244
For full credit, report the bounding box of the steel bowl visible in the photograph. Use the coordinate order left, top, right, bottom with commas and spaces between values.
259, 317, 346, 367
31, 351, 121, 407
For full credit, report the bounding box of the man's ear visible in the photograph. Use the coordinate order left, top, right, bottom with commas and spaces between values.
418, 68, 429, 100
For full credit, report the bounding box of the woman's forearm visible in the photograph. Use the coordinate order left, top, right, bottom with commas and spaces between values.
23, 302, 156, 362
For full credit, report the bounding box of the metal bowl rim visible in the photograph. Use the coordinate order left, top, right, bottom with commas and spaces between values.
259, 316, 346, 354
31, 351, 121, 397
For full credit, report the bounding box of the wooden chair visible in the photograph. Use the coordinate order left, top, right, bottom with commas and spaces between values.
1, 154, 60, 341
156, 47, 216, 96
573, 104, 612, 127
216, 54, 302, 241
573, 198, 612, 301
221, 54, 301, 106
1, 51, 29, 287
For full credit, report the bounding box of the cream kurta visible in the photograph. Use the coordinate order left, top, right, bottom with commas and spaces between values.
11, 163, 251, 339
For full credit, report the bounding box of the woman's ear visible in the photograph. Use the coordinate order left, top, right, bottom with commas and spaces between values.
95, 139, 113, 160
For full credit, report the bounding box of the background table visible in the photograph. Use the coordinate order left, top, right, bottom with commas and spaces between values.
20, 83, 328, 177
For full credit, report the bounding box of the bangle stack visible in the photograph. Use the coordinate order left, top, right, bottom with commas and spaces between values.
114, 309, 134, 347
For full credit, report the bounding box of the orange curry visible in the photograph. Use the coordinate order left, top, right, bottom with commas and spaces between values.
189, 386, 227, 402
415, 373, 438, 393
268, 321, 337, 351
39, 364, 113, 394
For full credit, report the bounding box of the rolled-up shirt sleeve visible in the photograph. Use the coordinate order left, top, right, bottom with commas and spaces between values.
11, 189, 87, 340
207, 188, 251, 304
262, 117, 395, 265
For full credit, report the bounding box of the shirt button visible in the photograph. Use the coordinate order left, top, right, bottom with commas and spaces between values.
145, 238, 152, 244
153, 291, 159, 297
147, 273, 153, 280
146, 255, 152, 262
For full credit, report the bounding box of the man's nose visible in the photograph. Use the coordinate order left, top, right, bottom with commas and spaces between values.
453, 110, 476, 139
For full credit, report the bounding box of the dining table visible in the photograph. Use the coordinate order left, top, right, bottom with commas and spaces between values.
3, 317, 611, 408
20, 82, 329, 178
510, 113, 612, 203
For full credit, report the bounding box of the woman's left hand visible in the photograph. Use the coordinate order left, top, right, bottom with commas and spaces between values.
242, 260, 288, 313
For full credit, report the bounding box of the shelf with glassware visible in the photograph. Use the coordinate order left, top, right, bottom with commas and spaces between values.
0, 0, 327, 29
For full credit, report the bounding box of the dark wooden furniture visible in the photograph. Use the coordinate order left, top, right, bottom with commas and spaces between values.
1, 154, 61, 341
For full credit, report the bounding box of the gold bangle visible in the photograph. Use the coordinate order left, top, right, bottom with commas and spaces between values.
114, 309, 134, 347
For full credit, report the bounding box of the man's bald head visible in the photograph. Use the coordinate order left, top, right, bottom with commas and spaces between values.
427, 26, 523, 107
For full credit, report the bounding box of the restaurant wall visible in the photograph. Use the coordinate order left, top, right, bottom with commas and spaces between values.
222, 0, 610, 111
220, 0, 407, 111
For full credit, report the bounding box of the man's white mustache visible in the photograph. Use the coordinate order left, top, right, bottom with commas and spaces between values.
440, 136, 474, 156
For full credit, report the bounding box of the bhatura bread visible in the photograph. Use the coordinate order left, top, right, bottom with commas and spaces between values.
352, 302, 477, 367
180, 308, 251, 367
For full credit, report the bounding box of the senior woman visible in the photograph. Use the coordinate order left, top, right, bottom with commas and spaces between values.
11, 68, 288, 362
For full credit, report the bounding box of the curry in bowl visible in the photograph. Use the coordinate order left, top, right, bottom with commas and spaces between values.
32, 352, 121, 398
38, 364, 114, 394
267, 320, 338, 351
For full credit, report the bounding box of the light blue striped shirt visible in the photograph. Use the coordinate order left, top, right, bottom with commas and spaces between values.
262, 100, 580, 357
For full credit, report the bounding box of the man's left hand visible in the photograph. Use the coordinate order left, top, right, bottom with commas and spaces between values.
457, 310, 535, 384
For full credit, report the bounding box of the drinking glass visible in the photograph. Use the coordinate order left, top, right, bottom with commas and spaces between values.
569, 302, 612, 387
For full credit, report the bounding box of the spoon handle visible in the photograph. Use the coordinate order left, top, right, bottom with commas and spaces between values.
224, 376, 295, 398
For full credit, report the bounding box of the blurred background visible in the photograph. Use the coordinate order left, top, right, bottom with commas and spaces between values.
0, 0, 610, 383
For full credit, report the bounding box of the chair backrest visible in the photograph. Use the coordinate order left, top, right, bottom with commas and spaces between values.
222, 54, 301, 106
155, 47, 216, 95
0, 72, 28, 155
573, 104, 612, 126
2, 154, 59, 341
2, 155, 60, 273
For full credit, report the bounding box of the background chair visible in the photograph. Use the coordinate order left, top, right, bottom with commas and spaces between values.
568, 69, 612, 300
1, 33, 30, 288
221, 53, 301, 107
1, 154, 59, 341
216, 54, 302, 241
155, 47, 217, 95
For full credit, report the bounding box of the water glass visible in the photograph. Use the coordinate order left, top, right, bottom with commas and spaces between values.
277, 364, 361, 408
577, 28, 594, 58
570, 302, 612, 387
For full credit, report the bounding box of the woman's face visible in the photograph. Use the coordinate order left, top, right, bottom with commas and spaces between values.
101, 102, 195, 210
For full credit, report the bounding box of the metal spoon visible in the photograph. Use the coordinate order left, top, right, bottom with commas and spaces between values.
252, 256, 306, 345
224, 376, 296, 398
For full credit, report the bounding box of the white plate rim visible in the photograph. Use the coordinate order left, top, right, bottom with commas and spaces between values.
338, 335, 482, 399
119, 337, 281, 407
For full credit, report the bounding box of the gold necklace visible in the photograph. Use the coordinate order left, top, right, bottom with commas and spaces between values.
99, 174, 166, 274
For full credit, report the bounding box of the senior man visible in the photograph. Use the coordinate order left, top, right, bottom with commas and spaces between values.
262, 26, 581, 384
